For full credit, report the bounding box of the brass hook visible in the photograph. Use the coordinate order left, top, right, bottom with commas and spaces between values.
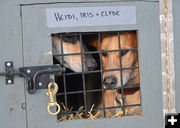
46, 82, 60, 115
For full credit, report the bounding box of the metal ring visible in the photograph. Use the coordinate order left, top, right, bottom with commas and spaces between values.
47, 102, 61, 115
115, 91, 123, 105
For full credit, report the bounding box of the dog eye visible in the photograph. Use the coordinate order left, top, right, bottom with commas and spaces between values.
121, 50, 129, 56
101, 51, 107, 57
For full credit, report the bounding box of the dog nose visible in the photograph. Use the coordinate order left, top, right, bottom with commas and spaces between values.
103, 76, 117, 88
86, 60, 97, 70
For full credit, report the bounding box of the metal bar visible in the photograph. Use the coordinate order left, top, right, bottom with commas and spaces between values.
79, 34, 87, 117
58, 103, 141, 115
117, 32, 126, 116
59, 34, 68, 119
53, 48, 137, 57
57, 85, 140, 96
0, 70, 20, 76
53, 31, 119, 37
0, 72, 7, 76
98, 32, 106, 118
63, 67, 139, 76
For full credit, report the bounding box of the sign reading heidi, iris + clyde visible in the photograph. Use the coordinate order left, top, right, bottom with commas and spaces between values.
46, 6, 136, 28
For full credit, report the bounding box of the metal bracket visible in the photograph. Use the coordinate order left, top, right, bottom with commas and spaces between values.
5, 61, 15, 84
0, 61, 20, 84
0, 61, 65, 94
19, 64, 65, 94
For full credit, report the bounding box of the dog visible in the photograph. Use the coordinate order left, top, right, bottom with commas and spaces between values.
52, 33, 101, 119
52, 33, 97, 72
91, 31, 141, 117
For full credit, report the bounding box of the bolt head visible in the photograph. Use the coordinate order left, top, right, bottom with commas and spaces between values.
6, 62, 11, 67
39, 82, 43, 86
27, 69, 31, 73
7, 80, 12, 84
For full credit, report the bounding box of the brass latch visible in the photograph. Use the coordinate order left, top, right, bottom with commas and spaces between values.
46, 82, 60, 115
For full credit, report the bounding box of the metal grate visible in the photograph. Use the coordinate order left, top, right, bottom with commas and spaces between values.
52, 31, 141, 121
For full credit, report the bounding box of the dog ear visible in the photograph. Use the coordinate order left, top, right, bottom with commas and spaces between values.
129, 31, 137, 48
124, 31, 137, 48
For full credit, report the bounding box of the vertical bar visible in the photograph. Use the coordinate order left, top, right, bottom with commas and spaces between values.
79, 34, 87, 117
59, 34, 68, 119
98, 32, 106, 118
136, 39, 141, 107
117, 32, 126, 116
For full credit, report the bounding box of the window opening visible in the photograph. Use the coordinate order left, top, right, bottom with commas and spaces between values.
51, 31, 141, 121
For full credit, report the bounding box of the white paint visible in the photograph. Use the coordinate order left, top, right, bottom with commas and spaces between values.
46, 6, 136, 28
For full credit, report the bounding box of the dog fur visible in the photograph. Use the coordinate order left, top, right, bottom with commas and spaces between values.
52, 34, 101, 119
52, 34, 97, 72
91, 31, 141, 117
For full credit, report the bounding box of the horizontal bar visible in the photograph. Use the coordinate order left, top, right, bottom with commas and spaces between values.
0, 72, 7, 76
57, 84, 140, 96
53, 31, 136, 37
56, 66, 139, 76
54, 48, 138, 57
58, 104, 141, 115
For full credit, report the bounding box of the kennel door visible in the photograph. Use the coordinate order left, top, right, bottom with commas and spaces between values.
21, 1, 164, 128
0, 1, 26, 128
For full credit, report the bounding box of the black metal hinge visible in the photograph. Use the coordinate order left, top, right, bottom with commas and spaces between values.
0, 61, 65, 94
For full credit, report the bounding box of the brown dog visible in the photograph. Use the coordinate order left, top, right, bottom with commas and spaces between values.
92, 32, 141, 117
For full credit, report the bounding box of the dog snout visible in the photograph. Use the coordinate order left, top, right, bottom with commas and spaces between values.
85, 59, 97, 70
103, 76, 117, 88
